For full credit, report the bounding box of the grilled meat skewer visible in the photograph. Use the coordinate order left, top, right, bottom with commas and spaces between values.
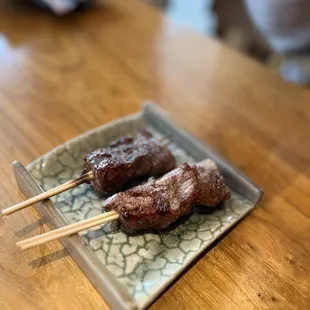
3, 129, 175, 215
103, 160, 231, 233
17, 160, 231, 250
83, 130, 176, 194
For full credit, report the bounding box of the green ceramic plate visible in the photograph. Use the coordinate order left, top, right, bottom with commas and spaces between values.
13, 102, 263, 310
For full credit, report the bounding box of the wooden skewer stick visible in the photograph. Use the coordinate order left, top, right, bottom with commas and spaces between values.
1, 171, 94, 216
16, 211, 119, 250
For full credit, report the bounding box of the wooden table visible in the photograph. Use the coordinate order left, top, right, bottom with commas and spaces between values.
0, 1, 309, 309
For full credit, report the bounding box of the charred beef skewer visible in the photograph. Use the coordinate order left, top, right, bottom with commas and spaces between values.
17, 160, 231, 250
2, 130, 175, 215
103, 160, 230, 233
83, 130, 176, 194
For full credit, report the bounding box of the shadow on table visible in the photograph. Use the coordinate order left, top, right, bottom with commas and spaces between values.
29, 248, 69, 268
15, 218, 46, 237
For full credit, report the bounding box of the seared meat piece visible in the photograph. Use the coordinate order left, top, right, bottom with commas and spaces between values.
82, 130, 176, 194
103, 160, 231, 233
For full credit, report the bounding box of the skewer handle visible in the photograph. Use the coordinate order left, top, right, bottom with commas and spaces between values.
1, 172, 93, 216
16, 211, 119, 250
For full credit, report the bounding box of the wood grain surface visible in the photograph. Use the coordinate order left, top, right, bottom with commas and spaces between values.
0, 0, 309, 309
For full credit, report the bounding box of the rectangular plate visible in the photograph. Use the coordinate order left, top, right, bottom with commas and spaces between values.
13, 102, 263, 310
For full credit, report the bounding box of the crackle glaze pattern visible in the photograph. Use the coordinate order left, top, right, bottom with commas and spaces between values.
27, 115, 252, 309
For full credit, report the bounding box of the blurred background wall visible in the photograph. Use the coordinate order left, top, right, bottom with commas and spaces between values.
147, 0, 310, 86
